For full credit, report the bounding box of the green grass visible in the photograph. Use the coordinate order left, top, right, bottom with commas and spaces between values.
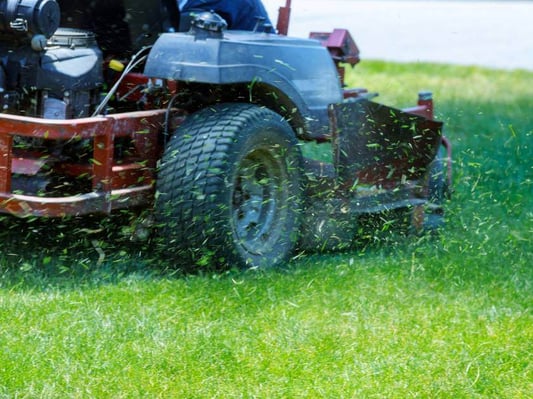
1, 62, 532, 398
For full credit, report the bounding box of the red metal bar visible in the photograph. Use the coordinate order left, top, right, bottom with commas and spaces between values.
0, 109, 168, 217
92, 119, 115, 194
417, 91, 434, 119
0, 109, 166, 140
0, 114, 106, 140
0, 185, 153, 218
343, 87, 369, 100
403, 91, 434, 120
0, 135, 13, 192
276, 0, 292, 35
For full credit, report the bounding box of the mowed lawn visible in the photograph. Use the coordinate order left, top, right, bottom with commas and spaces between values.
1, 62, 531, 398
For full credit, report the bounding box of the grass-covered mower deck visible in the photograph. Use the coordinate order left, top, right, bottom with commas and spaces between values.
0, 0, 451, 268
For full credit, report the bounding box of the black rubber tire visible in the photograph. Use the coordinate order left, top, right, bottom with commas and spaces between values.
428, 148, 451, 204
155, 103, 303, 269
423, 145, 451, 231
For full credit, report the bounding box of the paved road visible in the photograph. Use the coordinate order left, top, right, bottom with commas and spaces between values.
263, 0, 533, 71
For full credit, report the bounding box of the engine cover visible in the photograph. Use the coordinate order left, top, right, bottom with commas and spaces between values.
0, 28, 103, 118
40, 28, 103, 95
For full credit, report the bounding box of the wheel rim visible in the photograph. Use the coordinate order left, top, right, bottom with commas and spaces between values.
232, 149, 286, 256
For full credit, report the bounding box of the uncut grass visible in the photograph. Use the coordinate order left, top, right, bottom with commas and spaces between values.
1, 62, 531, 398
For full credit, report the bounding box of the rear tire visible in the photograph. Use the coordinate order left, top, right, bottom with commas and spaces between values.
155, 103, 303, 269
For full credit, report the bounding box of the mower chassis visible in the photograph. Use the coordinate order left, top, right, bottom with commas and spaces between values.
0, 95, 448, 220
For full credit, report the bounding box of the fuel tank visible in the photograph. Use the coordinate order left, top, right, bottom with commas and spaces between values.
144, 29, 344, 136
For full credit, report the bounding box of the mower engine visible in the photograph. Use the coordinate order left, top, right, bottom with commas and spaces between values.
0, 0, 103, 119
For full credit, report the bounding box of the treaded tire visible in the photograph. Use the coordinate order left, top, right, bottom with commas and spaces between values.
424, 145, 451, 231
155, 103, 303, 269
428, 147, 451, 204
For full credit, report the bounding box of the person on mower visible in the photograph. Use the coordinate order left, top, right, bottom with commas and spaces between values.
178, 0, 273, 31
